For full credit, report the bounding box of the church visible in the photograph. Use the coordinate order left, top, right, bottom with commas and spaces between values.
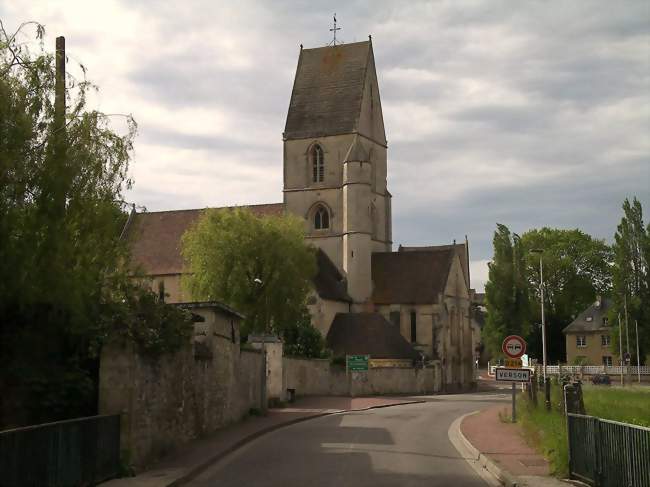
126, 39, 476, 390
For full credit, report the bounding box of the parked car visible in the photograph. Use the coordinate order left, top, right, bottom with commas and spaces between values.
591, 373, 611, 385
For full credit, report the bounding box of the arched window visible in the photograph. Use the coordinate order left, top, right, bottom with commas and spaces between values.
312, 144, 324, 183
314, 205, 329, 230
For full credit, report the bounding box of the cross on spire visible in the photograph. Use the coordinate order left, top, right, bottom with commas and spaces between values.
329, 13, 341, 45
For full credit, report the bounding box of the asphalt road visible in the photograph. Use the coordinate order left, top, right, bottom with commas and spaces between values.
189, 391, 509, 487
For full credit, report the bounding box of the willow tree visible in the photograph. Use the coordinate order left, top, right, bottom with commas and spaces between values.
182, 208, 319, 345
0, 21, 138, 425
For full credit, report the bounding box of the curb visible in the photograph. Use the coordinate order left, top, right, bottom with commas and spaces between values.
456, 414, 520, 487
168, 400, 425, 486
448, 412, 503, 487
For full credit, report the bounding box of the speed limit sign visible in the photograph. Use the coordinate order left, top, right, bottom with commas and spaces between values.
502, 335, 526, 359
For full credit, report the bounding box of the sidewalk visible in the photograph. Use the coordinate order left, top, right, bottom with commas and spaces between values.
459, 405, 572, 487
101, 396, 421, 487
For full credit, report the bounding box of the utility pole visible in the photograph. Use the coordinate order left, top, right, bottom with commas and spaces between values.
624, 294, 631, 382
634, 320, 641, 384
618, 314, 624, 386
53, 36, 67, 218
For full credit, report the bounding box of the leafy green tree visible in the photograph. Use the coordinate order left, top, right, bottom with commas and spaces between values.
0, 21, 191, 426
483, 224, 531, 357
182, 207, 320, 347
521, 228, 613, 363
610, 197, 650, 364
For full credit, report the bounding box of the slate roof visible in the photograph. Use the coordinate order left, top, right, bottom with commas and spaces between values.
372, 249, 455, 304
399, 243, 470, 290
284, 41, 371, 140
126, 204, 285, 275
563, 298, 612, 333
313, 249, 352, 302
326, 312, 420, 359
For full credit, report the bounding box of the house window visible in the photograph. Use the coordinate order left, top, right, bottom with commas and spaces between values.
410, 311, 417, 343
602, 317, 609, 326
602, 356, 612, 367
601, 335, 610, 346
314, 205, 329, 230
576, 335, 587, 348
312, 144, 324, 183
389, 311, 400, 328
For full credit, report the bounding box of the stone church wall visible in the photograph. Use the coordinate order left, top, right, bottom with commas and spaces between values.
282, 357, 440, 398
99, 338, 263, 469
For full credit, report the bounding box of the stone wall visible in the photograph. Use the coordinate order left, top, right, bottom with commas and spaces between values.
282, 357, 440, 398
99, 338, 263, 469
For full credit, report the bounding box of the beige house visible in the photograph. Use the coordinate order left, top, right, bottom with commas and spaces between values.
563, 298, 616, 366
124, 39, 476, 389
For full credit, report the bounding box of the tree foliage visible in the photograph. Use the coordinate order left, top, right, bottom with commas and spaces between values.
182, 207, 320, 347
520, 228, 612, 362
610, 198, 650, 363
483, 224, 531, 357
483, 224, 613, 363
0, 21, 191, 426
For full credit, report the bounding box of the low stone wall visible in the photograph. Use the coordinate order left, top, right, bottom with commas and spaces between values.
283, 357, 348, 396
282, 357, 440, 398
99, 339, 263, 469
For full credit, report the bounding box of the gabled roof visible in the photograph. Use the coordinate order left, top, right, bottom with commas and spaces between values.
371, 249, 455, 304
313, 249, 352, 302
326, 312, 420, 359
399, 243, 470, 290
126, 204, 285, 275
284, 41, 371, 140
563, 298, 612, 334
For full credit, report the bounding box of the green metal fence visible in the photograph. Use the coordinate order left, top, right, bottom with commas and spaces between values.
0, 414, 120, 486
568, 413, 650, 487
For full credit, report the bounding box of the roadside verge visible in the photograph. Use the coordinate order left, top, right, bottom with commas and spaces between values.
448, 407, 573, 487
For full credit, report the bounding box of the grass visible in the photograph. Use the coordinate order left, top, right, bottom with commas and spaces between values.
582, 386, 650, 427
515, 382, 650, 477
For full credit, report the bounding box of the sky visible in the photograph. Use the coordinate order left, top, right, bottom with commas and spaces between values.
2, 1, 649, 291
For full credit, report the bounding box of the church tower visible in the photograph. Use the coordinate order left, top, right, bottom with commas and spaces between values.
283, 39, 392, 305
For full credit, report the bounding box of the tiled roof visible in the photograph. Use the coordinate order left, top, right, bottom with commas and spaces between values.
313, 249, 352, 302
326, 312, 420, 359
563, 298, 612, 333
126, 204, 285, 275
372, 249, 455, 304
399, 243, 470, 290
284, 41, 371, 140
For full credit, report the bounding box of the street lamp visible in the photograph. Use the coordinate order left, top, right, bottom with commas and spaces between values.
530, 248, 550, 410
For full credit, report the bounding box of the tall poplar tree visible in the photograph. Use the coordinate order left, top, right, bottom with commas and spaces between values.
611, 198, 650, 364
483, 224, 531, 357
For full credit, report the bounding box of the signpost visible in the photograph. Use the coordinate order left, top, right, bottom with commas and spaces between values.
502, 335, 526, 359
505, 358, 522, 368
497, 335, 528, 422
346, 355, 369, 372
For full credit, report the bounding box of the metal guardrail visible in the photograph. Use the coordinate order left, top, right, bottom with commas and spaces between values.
0, 414, 121, 487
567, 413, 650, 487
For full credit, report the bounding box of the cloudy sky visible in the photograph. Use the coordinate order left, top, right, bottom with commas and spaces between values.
2, 1, 649, 291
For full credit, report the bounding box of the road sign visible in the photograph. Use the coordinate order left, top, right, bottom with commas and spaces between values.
502, 335, 527, 359
347, 355, 369, 372
505, 358, 522, 368
496, 367, 531, 382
